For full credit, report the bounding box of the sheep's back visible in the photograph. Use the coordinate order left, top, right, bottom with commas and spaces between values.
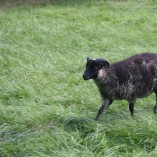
112, 53, 157, 98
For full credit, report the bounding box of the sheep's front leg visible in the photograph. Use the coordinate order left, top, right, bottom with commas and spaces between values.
128, 98, 136, 116
129, 103, 134, 116
94, 99, 113, 121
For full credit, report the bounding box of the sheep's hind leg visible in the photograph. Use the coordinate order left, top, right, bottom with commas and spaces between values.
154, 92, 157, 113
94, 99, 113, 121
128, 97, 136, 116
129, 103, 134, 116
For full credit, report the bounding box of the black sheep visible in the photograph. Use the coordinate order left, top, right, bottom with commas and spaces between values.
83, 53, 157, 121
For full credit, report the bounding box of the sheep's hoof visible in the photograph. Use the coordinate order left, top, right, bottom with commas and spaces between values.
94, 117, 99, 121
154, 106, 157, 113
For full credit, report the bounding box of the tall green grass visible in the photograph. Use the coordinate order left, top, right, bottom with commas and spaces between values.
1, 0, 157, 156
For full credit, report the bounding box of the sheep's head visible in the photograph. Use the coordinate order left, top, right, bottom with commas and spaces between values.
83, 57, 110, 80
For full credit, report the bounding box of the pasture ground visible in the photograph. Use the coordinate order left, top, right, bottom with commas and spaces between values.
1, 0, 157, 156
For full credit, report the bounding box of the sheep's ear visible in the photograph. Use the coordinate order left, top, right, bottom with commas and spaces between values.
87, 57, 91, 61
99, 59, 110, 69
104, 60, 110, 69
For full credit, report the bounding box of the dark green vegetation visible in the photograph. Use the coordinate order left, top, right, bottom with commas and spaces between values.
1, 0, 157, 156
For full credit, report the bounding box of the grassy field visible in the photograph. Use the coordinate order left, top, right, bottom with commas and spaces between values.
1, 0, 157, 156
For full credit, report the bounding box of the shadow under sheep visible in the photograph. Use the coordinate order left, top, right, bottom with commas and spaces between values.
63, 116, 96, 137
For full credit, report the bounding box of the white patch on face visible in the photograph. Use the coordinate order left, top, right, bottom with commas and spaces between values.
98, 69, 106, 79
142, 61, 146, 65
